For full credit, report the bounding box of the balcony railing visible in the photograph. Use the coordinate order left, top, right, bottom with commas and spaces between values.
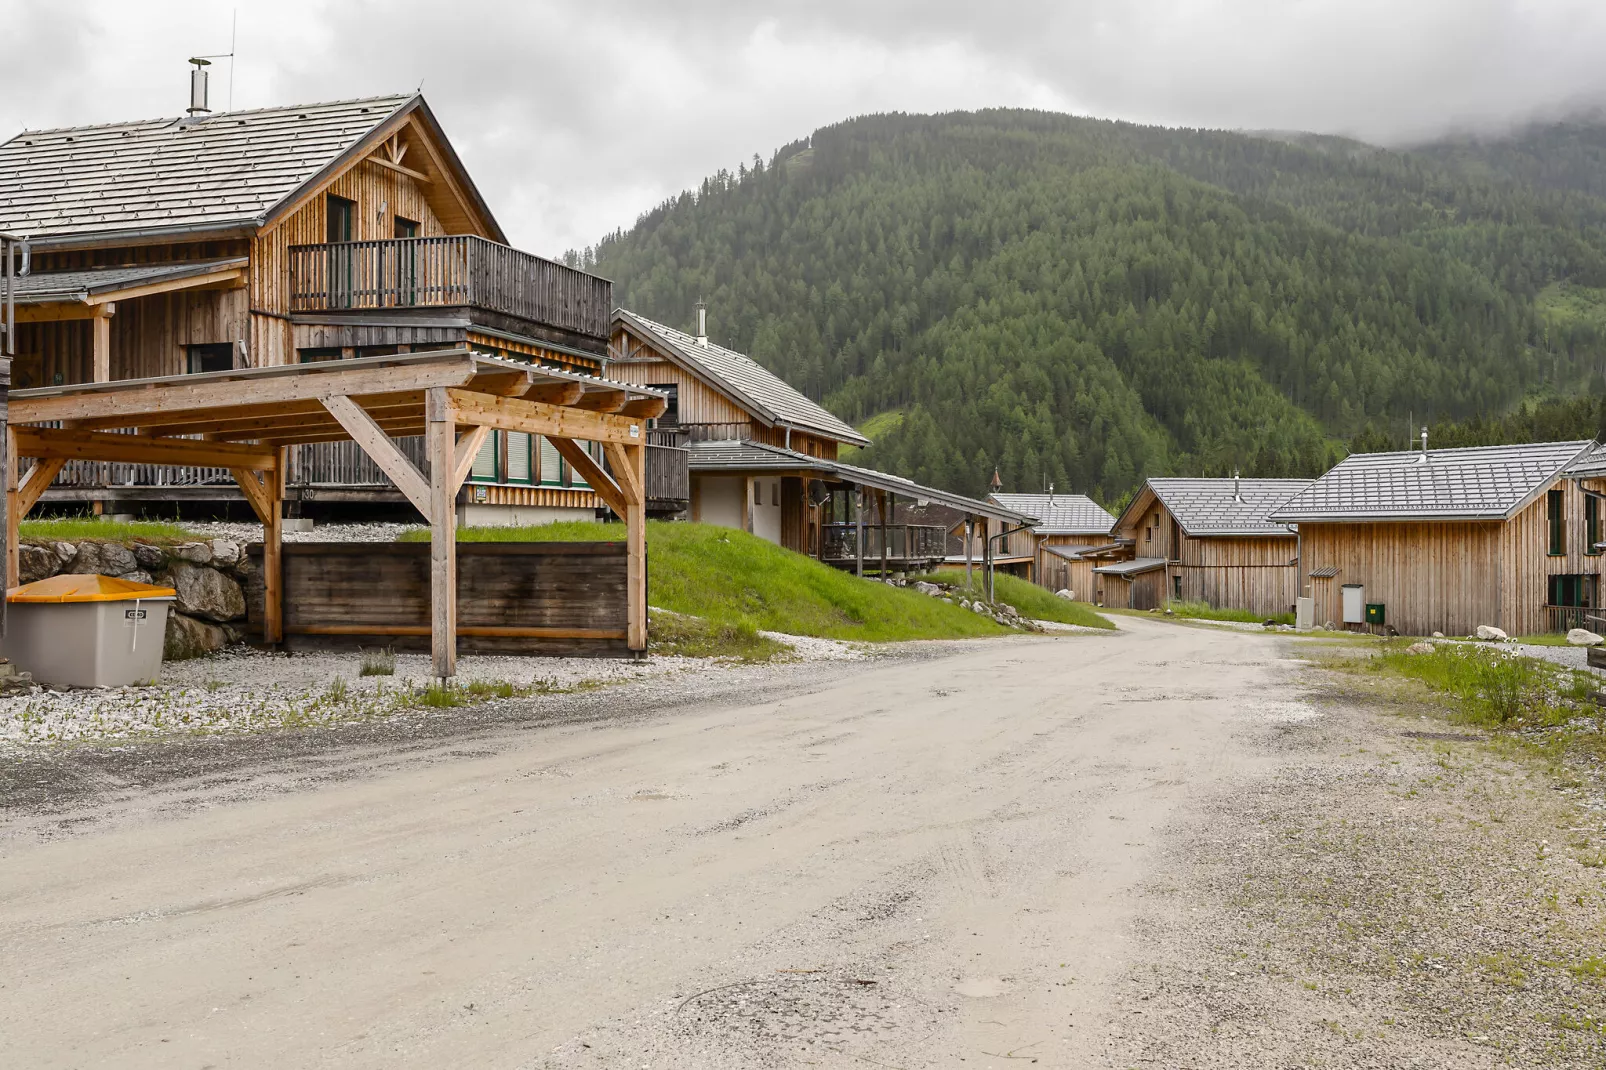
288, 235, 611, 341
1543, 605, 1605, 634
821, 522, 948, 564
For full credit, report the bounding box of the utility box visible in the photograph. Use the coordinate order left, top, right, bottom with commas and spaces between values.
1341, 583, 1365, 625
2, 574, 175, 687
1295, 596, 1314, 631
1365, 603, 1386, 626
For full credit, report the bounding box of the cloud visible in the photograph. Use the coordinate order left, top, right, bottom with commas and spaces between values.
2, 0, 1603, 253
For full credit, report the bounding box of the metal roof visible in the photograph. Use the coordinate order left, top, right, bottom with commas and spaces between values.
1093, 557, 1167, 576
686, 439, 1031, 522
613, 309, 869, 446
1270, 440, 1596, 523
1135, 477, 1312, 536
0, 95, 418, 241
989, 492, 1115, 535
8, 258, 247, 303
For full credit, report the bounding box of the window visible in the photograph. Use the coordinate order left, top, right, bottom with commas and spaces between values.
469, 432, 498, 483
393, 216, 419, 239
647, 383, 679, 426
754, 480, 763, 505
186, 342, 234, 374
1173, 575, 1182, 599
326, 195, 355, 242
538, 435, 564, 486
1549, 574, 1598, 608
1145, 527, 1152, 543
505, 432, 532, 484
771, 481, 779, 506
1170, 517, 1181, 561
297, 347, 342, 363
1548, 489, 1565, 556
1588, 495, 1601, 556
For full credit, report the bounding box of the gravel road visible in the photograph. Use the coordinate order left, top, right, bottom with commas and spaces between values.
1, 617, 1601, 1068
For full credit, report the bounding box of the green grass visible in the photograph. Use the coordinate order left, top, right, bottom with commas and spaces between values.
1167, 599, 1296, 626
649, 611, 792, 662
1536, 280, 1606, 332
406, 521, 1012, 642
912, 571, 1115, 629
19, 515, 204, 543
839, 409, 904, 461
1368, 640, 1597, 729
1513, 633, 1577, 647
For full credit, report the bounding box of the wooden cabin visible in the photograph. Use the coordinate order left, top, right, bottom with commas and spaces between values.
1107, 477, 1310, 615
1271, 440, 1602, 635
0, 92, 667, 524
609, 308, 1030, 570
988, 492, 1116, 595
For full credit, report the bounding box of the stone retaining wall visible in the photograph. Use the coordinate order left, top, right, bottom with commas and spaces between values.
17, 539, 251, 660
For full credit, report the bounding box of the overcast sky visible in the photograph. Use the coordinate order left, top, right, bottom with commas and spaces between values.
4, 1, 1605, 256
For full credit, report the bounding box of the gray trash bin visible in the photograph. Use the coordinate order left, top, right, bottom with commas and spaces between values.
3, 574, 176, 687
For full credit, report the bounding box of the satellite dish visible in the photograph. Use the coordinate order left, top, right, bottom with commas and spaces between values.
807, 479, 831, 506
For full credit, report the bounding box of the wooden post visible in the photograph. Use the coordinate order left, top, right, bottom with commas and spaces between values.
3, 425, 16, 591
626, 442, 647, 654
426, 388, 457, 679
264, 451, 285, 645
965, 516, 974, 587
91, 305, 113, 383
878, 489, 888, 578
743, 475, 755, 534
854, 484, 864, 578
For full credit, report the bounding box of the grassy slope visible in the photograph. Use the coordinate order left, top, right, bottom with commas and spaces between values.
19, 517, 203, 543
838, 409, 904, 463
404, 521, 1014, 641
1168, 599, 1296, 626
912, 571, 1115, 629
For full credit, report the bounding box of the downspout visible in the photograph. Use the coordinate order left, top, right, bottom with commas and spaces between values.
987, 521, 1034, 603
1286, 522, 1301, 624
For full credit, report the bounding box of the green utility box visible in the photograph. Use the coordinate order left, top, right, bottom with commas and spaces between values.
1365, 603, 1386, 626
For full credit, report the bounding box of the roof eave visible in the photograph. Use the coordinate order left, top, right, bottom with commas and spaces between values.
17, 222, 256, 252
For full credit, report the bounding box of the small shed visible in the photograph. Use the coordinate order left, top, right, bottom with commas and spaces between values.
1092, 557, 1168, 610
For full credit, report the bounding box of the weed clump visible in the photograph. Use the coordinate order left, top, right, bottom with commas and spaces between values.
358, 647, 397, 677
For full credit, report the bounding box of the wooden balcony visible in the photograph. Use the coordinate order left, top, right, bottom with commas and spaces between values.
821, 522, 948, 569
288, 235, 611, 352
1543, 604, 1604, 634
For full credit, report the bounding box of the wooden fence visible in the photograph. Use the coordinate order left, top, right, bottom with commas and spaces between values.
244, 542, 631, 657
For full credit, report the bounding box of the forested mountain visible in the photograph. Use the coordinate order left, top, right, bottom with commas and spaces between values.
572, 110, 1606, 501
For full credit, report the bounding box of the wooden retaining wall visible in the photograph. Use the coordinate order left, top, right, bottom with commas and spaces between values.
245, 542, 630, 657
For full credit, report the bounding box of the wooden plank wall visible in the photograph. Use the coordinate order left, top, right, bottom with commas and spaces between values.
1500, 480, 1601, 635
243, 542, 628, 656
1178, 534, 1298, 617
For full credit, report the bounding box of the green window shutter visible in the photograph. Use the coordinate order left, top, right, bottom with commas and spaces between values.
471, 430, 499, 482
506, 432, 532, 484
538, 436, 563, 486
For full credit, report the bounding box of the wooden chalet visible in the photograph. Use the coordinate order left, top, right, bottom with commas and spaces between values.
1104, 477, 1311, 614
987, 492, 1116, 594
0, 92, 679, 523
610, 309, 1030, 572
1271, 440, 1602, 635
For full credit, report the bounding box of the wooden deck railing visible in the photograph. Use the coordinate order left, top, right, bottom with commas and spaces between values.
1543, 605, 1605, 634
642, 428, 689, 503
287, 235, 611, 341
821, 523, 947, 563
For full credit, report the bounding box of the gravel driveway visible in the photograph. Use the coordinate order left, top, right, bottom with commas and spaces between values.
1, 619, 1601, 1068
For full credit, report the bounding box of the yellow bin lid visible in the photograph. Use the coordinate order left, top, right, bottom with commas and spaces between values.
8, 573, 178, 603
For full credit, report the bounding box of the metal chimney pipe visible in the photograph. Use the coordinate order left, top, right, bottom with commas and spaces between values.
1420, 426, 1429, 464
1233, 469, 1242, 503
188, 58, 212, 116
694, 300, 708, 347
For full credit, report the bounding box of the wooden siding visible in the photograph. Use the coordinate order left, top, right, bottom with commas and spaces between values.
1177, 534, 1298, 618
1299, 476, 1602, 635
243, 542, 626, 656
14, 286, 248, 386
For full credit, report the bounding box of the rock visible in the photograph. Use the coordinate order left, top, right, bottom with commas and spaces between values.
17, 544, 59, 584
1055, 589, 1074, 601
210, 539, 242, 569
997, 602, 1020, 619
71, 541, 138, 577
50, 541, 77, 563
970, 600, 990, 615
1263, 618, 1277, 628
1323, 621, 1336, 631
1431, 631, 1445, 639
1406, 641, 1436, 654
164, 611, 227, 660
162, 563, 245, 622
171, 542, 213, 565
122, 570, 155, 586
1566, 627, 1604, 647
1475, 625, 1509, 642
913, 581, 943, 597
132, 542, 167, 569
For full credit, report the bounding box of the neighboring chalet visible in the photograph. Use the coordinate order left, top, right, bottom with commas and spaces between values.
1271, 440, 1602, 635
987, 492, 1116, 593
1101, 477, 1311, 614
0, 91, 659, 524
610, 308, 1029, 572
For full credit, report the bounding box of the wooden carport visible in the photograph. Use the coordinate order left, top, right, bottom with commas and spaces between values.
2, 349, 666, 677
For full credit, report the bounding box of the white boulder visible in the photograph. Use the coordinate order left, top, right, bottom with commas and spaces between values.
1055, 589, 1075, 601
1566, 628, 1604, 647
1475, 625, 1509, 642
1405, 641, 1436, 655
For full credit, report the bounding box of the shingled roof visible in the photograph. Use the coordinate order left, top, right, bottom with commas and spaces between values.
989, 493, 1115, 536
1138, 477, 1312, 536
1270, 440, 1597, 523
613, 309, 869, 446
0, 94, 498, 244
